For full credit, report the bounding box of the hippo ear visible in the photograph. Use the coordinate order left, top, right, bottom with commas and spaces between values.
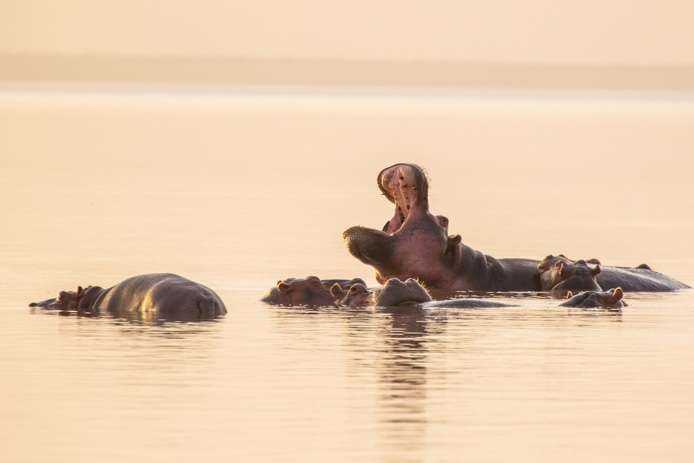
587, 258, 601, 265
448, 234, 461, 247
538, 255, 553, 271
278, 282, 291, 293
610, 287, 624, 302
566, 291, 574, 299
592, 265, 602, 276
330, 283, 345, 299
349, 278, 366, 287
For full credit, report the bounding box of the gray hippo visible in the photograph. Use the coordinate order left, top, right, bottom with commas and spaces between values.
561, 287, 626, 310
335, 278, 626, 310
343, 163, 689, 292
261, 276, 365, 306
538, 256, 603, 298
30, 273, 226, 321
331, 282, 373, 306
331, 277, 510, 309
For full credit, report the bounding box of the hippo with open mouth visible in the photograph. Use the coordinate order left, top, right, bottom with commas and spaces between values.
30, 273, 226, 321
343, 163, 690, 292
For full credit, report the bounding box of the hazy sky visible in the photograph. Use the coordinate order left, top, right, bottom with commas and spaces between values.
3, 0, 693, 65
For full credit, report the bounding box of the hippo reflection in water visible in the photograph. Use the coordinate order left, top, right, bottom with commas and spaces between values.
30, 273, 226, 321
343, 163, 690, 293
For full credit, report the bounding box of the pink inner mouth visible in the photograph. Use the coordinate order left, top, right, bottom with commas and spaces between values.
380, 165, 420, 235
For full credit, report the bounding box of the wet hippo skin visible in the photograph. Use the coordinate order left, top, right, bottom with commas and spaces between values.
343, 163, 690, 292
538, 256, 603, 298
334, 278, 511, 309
262, 276, 365, 306
30, 273, 227, 321
561, 287, 626, 309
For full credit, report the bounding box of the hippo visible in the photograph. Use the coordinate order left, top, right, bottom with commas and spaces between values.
343, 163, 690, 292
332, 277, 511, 309
331, 282, 372, 307
261, 276, 365, 306
561, 287, 626, 309
29, 273, 226, 321
538, 256, 603, 298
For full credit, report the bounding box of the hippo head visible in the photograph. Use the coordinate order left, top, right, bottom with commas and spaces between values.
331, 282, 372, 307
29, 285, 103, 311
562, 287, 626, 309
343, 164, 451, 287
374, 278, 433, 307
538, 256, 602, 298
262, 276, 337, 306
537, 254, 574, 289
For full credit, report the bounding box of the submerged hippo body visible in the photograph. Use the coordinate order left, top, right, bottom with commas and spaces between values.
30, 273, 226, 321
343, 163, 689, 293
333, 277, 511, 309
261, 276, 365, 306
561, 287, 626, 310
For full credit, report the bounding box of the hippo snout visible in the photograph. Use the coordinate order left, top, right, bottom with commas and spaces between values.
343, 226, 364, 257
343, 226, 395, 268
342, 226, 363, 241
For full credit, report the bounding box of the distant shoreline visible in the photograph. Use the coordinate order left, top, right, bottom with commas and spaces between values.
2, 54, 694, 93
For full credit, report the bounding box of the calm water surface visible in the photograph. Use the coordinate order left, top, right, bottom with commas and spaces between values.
2, 87, 694, 462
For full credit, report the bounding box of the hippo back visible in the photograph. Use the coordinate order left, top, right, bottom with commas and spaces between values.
597, 267, 689, 292
94, 273, 226, 321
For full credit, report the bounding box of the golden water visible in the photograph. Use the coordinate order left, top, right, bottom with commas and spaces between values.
2, 87, 693, 462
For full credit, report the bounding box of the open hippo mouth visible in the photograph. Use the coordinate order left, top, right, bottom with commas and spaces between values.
378, 163, 429, 234
343, 163, 448, 284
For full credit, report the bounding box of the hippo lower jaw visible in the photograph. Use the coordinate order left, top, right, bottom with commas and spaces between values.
29, 298, 59, 309
343, 226, 395, 267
